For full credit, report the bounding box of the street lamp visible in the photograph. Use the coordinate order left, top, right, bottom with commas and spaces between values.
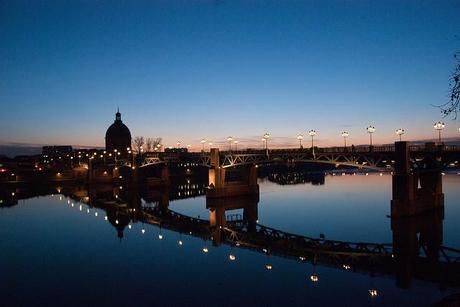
263, 133, 270, 151
366, 126, 376, 147
234, 140, 239, 151
341, 131, 349, 149
201, 139, 206, 152
227, 136, 234, 151
434, 121, 445, 143
297, 134, 303, 149
208, 142, 213, 151
308, 130, 317, 149
395, 128, 405, 141
176, 141, 181, 148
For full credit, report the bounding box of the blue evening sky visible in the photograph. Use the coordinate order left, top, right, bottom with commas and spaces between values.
0, 0, 459, 149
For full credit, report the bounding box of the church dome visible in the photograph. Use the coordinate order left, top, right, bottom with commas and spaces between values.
105, 110, 132, 153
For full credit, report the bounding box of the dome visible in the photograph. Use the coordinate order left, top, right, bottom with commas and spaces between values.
105, 110, 132, 153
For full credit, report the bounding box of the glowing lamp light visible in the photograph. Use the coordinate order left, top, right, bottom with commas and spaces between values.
369, 289, 378, 297
342, 264, 351, 270
434, 121, 446, 142
158, 234, 163, 240
128, 224, 132, 229
202, 247, 209, 253
229, 254, 236, 261
265, 264, 273, 271
178, 240, 183, 246
395, 128, 405, 141
434, 121, 445, 130
310, 275, 319, 283
141, 228, 146, 234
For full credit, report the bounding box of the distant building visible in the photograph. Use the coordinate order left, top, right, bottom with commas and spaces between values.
42, 145, 73, 156
105, 109, 132, 154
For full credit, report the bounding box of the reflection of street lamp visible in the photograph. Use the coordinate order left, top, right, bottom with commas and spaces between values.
297, 134, 303, 149
434, 121, 445, 143
368, 289, 378, 298
201, 139, 206, 152
227, 136, 234, 151
366, 126, 376, 146
395, 128, 405, 141
341, 131, 349, 148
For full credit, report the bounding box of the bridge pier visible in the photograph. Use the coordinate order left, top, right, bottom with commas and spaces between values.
391, 141, 444, 217
207, 194, 259, 245
391, 210, 444, 289
206, 148, 259, 198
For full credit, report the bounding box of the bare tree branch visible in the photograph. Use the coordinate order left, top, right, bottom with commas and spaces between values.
439, 51, 460, 119
132, 136, 145, 154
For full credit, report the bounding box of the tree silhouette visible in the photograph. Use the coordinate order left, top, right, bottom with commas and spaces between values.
132, 136, 145, 154
440, 51, 460, 118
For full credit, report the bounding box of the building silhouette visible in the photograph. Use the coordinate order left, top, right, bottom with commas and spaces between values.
105, 109, 131, 154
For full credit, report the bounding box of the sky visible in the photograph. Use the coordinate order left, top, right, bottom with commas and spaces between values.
1, 0, 459, 152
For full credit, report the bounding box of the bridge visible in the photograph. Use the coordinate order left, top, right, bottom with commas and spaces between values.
141, 143, 460, 170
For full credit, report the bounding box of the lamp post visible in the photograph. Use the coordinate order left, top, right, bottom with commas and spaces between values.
341, 131, 349, 149
227, 136, 234, 151
208, 142, 213, 151
366, 126, 375, 150
308, 130, 316, 150
176, 141, 181, 148
140, 146, 144, 164
261, 138, 266, 150
434, 121, 445, 143
201, 139, 206, 152
234, 140, 239, 151
297, 134, 303, 149
395, 128, 405, 141
263, 133, 270, 152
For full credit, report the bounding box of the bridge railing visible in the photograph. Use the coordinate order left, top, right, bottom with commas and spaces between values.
146, 144, 460, 159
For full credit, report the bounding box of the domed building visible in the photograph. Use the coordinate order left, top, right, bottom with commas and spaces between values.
105, 109, 132, 154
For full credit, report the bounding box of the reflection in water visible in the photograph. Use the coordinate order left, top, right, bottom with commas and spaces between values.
268, 172, 325, 185
1, 171, 459, 297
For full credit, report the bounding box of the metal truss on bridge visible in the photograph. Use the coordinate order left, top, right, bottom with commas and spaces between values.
140, 144, 460, 171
